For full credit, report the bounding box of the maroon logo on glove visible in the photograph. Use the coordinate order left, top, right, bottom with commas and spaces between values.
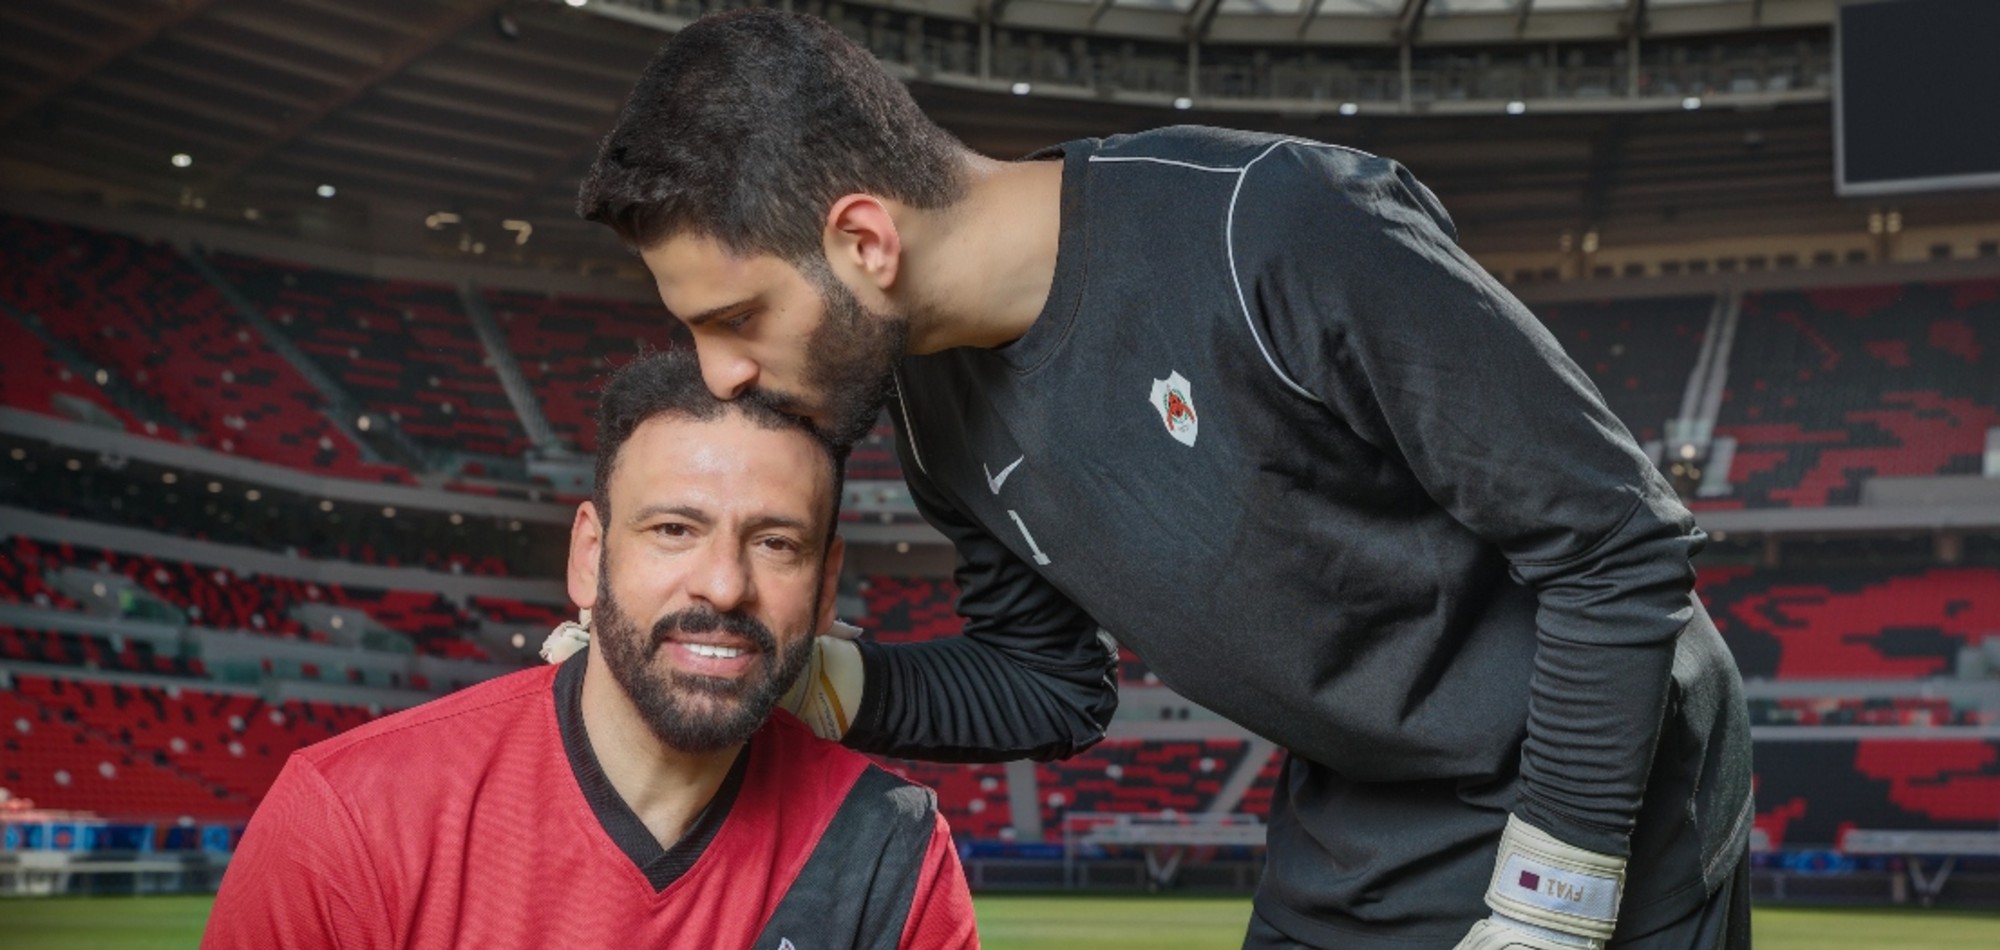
1518, 870, 1541, 891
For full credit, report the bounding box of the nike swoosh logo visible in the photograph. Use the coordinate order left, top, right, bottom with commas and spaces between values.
984, 455, 1025, 494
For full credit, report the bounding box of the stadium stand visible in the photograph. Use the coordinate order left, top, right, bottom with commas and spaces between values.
0, 627, 201, 678
471, 597, 573, 630
1533, 295, 1713, 445
854, 575, 966, 645
1753, 739, 2000, 849
1234, 751, 1284, 821
3, 673, 381, 821
1036, 739, 1251, 831
1747, 696, 1990, 728
483, 289, 682, 453
208, 252, 528, 459
1, 535, 482, 656
846, 417, 905, 482
0, 443, 566, 577
0, 311, 141, 432
0, 215, 407, 484
1705, 279, 2000, 509
873, 757, 1014, 842
1698, 562, 2000, 680
2, 681, 247, 821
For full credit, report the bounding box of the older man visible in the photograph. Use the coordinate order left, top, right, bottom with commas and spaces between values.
204, 349, 976, 950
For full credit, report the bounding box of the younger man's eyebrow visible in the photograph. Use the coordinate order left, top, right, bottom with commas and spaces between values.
676, 299, 756, 328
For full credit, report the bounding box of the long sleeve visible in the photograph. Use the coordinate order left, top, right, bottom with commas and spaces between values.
203, 756, 393, 950
1234, 142, 1702, 857
841, 391, 1119, 763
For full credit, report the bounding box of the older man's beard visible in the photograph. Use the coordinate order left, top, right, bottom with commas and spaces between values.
593, 571, 818, 754
743, 264, 907, 447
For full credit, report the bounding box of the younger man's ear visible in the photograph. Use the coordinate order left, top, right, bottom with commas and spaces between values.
824, 194, 901, 294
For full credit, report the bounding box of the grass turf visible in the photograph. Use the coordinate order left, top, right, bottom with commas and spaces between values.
2, 894, 1998, 948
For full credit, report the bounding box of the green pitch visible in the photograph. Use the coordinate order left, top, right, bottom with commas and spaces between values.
2, 894, 1998, 948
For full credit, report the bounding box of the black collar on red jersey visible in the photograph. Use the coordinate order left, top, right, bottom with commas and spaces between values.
553, 649, 749, 892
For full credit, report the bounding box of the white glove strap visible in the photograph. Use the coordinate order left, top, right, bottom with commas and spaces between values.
540, 610, 592, 664
1483, 815, 1626, 945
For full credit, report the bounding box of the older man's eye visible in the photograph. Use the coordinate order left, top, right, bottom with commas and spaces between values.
655, 523, 692, 538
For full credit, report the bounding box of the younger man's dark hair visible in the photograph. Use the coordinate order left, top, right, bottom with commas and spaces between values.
576, 8, 967, 262
594, 347, 847, 548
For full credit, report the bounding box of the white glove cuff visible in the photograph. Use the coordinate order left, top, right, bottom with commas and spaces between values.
1483, 815, 1626, 944
784, 635, 865, 740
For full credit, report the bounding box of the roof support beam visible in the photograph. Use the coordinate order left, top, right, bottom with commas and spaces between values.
1624, 0, 1649, 37
0, 0, 221, 127
1397, 0, 1433, 44
1186, 0, 1226, 42
1296, 0, 1329, 39
1516, 0, 1537, 36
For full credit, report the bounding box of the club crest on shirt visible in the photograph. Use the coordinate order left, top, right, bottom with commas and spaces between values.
1148, 371, 1199, 447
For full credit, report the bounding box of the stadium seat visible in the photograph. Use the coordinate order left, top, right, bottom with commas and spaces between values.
1697, 563, 2000, 680
0, 215, 409, 484
209, 253, 529, 459
483, 289, 684, 453
1753, 739, 2000, 848
871, 757, 1014, 842
1705, 279, 2000, 508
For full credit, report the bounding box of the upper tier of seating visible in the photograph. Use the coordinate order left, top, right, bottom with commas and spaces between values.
0, 215, 405, 483
483, 289, 683, 453
1697, 562, 2000, 680
1533, 295, 1712, 446
1706, 279, 2000, 509
209, 252, 528, 459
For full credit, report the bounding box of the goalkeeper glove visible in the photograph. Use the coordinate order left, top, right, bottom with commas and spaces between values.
777, 620, 866, 740
1452, 815, 1627, 950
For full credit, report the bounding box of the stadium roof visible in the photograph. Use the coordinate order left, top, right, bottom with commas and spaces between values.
2, 0, 1993, 266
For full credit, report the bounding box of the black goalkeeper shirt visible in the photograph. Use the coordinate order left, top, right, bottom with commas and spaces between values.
848, 126, 1752, 946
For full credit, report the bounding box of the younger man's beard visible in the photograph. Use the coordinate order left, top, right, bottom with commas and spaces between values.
593, 570, 818, 754
744, 262, 907, 447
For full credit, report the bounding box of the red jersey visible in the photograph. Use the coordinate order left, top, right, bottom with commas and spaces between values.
204, 656, 976, 949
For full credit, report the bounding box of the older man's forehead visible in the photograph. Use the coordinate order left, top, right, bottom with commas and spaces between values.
613, 412, 831, 527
